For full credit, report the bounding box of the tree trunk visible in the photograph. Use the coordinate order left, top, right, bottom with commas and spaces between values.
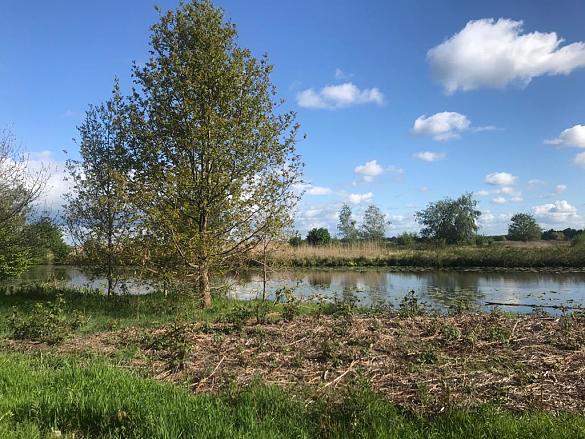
106, 276, 113, 297
199, 263, 212, 308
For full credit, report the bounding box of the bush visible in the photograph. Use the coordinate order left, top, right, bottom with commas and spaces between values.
396, 232, 417, 246
306, 228, 331, 246
572, 234, 585, 248
8, 295, 83, 344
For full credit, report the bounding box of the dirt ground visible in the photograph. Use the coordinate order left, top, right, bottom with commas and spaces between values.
10, 310, 582, 414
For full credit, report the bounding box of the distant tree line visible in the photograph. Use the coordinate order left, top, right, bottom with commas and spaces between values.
292, 203, 389, 246
290, 193, 585, 248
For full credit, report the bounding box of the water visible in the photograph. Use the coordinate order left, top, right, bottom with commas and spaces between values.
5, 265, 585, 314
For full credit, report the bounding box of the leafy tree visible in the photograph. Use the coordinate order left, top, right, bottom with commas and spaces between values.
65, 81, 138, 296
507, 213, 542, 241
129, 1, 302, 307
288, 232, 303, 247
337, 204, 358, 242
23, 216, 70, 263
415, 193, 481, 244
0, 129, 46, 279
396, 232, 417, 246
360, 204, 388, 241
306, 228, 331, 246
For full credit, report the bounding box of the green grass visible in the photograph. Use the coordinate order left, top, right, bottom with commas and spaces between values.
1, 351, 584, 438
0, 284, 256, 336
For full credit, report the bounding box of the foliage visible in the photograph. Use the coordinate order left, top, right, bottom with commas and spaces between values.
3, 352, 585, 438
360, 204, 388, 241
395, 232, 417, 246
543, 228, 583, 241
8, 295, 82, 344
337, 203, 358, 242
415, 193, 481, 244
65, 81, 138, 296
0, 129, 46, 279
572, 233, 585, 248
23, 216, 70, 263
507, 213, 542, 241
306, 227, 332, 246
128, 0, 302, 307
288, 232, 303, 247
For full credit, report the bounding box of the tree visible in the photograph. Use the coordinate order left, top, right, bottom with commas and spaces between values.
23, 216, 70, 263
0, 128, 47, 279
337, 204, 358, 242
129, 1, 302, 307
507, 213, 542, 241
306, 228, 331, 246
360, 204, 388, 241
65, 81, 138, 296
415, 193, 481, 244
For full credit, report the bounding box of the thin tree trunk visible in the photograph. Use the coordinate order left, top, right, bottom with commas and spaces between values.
107, 276, 113, 297
200, 263, 212, 308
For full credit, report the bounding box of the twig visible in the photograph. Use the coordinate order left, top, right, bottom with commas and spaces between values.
194, 355, 226, 389
321, 360, 357, 390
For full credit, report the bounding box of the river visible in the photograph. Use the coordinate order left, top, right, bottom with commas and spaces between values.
4, 265, 585, 314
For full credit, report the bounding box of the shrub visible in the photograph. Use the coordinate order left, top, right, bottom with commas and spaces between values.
396, 232, 417, 246
8, 295, 83, 344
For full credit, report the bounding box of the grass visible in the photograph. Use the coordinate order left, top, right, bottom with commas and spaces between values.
275, 241, 585, 269
1, 351, 585, 438
3, 285, 585, 437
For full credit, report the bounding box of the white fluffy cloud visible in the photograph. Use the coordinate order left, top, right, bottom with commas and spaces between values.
347, 192, 373, 204
533, 200, 580, 224
575, 152, 585, 168
555, 184, 568, 194
353, 159, 388, 184
412, 112, 470, 141
414, 151, 446, 162
492, 196, 507, 205
485, 172, 518, 186
427, 18, 585, 93
546, 125, 585, 148
297, 83, 384, 109
293, 183, 333, 196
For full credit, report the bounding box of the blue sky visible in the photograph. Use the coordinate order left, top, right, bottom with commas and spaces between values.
2, 0, 585, 235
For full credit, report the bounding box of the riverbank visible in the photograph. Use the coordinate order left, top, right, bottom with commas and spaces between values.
2, 286, 585, 437
272, 242, 585, 269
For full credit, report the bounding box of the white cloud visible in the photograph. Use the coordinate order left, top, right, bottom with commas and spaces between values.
414, 151, 446, 162
528, 179, 546, 187
419, 186, 429, 192
428, 18, 585, 93
555, 184, 567, 194
485, 172, 517, 186
576, 152, 585, 168
347, 192, 373, 204
412, 112, 470, 141
353, 160, 383, 183
297, 83, 384, 109
533, 200, 580, 224
334, 68, 353, 81
293, 182, 333, 196
474, 190, 490, 197
492, 196, 507, 205
545, 125, 585, 148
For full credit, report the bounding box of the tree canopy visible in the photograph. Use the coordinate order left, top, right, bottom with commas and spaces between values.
0, 129, 46, 279
415, 193, 481, 244
128, 0, 302, 306
507, 213, 542, 241
360, 204, 388, 241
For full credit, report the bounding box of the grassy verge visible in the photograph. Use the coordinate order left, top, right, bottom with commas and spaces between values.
1, 351, 585, 438
273, 242, 585, 269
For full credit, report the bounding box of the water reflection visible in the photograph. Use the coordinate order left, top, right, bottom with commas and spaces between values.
4, 266, 585, 313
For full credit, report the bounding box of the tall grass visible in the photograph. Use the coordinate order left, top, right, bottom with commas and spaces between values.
276, 242, 585, 268
1, 351, 585, 438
